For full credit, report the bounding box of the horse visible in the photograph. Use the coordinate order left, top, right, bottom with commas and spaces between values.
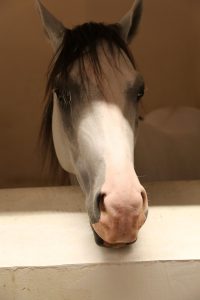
37, 0, 148, 248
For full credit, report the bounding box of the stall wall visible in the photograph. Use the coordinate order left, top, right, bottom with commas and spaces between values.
0, 0, 200, 188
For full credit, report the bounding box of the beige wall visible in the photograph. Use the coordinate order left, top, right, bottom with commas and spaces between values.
0, 0, 200, 188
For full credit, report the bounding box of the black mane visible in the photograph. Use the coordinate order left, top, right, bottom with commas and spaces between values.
40, 22, 135, 181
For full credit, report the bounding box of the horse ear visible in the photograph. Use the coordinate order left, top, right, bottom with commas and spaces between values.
36, 0, 66, 51
119, 0, 143, 43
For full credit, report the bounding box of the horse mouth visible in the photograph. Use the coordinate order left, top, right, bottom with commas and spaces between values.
91, 225, 137, 248
103, 240, 137, 248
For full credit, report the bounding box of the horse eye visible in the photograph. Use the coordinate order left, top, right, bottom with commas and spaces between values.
54, 89, 62, 101
137, 86, 144, 101
54, 88, 71, 105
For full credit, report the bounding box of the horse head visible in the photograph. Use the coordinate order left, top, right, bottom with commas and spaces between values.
37, 0, 148, 248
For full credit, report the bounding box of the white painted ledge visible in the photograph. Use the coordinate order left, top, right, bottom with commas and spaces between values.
0, 181, 200, 300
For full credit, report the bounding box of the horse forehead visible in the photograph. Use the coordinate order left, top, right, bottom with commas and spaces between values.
70, 45, 136, 86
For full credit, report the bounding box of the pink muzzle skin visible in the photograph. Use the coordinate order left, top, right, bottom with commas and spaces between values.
92, 186, 148, 248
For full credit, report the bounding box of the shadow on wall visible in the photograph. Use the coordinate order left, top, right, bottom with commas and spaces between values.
135, 107, 200, 182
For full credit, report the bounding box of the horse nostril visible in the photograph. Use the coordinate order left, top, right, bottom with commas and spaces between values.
96, 192, 106, 212
141, 189, 148, 208
92, 192, 106, 224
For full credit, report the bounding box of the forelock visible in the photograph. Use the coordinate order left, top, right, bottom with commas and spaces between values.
47, 22, 135, 93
